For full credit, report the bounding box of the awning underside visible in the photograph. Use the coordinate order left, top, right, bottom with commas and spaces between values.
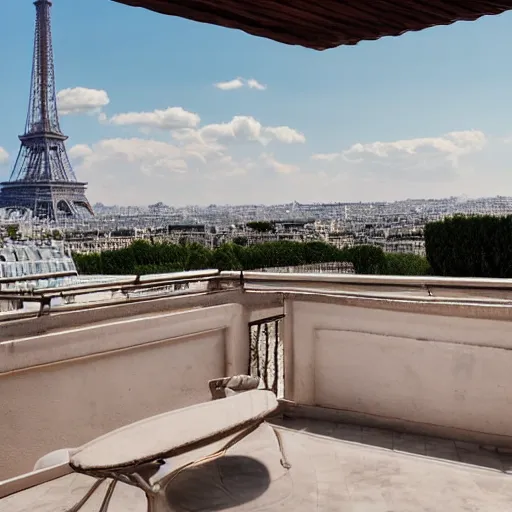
112, 0, 512, 50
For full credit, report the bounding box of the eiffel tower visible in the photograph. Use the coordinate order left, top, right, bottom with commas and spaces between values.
0, 0, 93, 221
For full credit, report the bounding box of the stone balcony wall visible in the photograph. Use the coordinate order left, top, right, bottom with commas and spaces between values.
283, 297, 512, 447
2, 272, 512, 481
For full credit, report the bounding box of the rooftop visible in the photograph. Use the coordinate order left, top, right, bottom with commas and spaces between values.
113, 0, 512, 49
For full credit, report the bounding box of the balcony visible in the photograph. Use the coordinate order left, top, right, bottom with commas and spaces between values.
1, 270, 512, 510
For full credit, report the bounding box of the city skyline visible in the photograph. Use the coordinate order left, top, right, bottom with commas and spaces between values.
1, 0, 512, 206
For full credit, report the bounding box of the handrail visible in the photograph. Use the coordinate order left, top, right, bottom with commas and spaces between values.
220, 271, 512, 290
0, 269, 220, 296
35, 269, 220, 296
0, 294, 45, 303
39, 275, 220, 299
0, 269, 222, 318
2, 270, 512, 299
2, 270, 512, 321
5, 269, 512, 296
0, 271, 78, 285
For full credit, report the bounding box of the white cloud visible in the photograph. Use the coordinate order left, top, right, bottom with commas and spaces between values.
259, 153, 298, 174
81, 105, 305, 204
214, 77, 267, 91
311, 153, 339, 162
342, 130, 486, 163
263, 126, 305, 144
185, 116, 305, 145
72, 138, 187, 174
67, 91, 512, 209
68, 133, 303, 205
108, 107, 200, 131
105, 103, 303, 146
0, 147, 8, 165
305, 129, 512, 203
214, 78, 244, 90
69, 138, 188, 204
68, 129, 512, 206
313, 130, 486, 164
68, 144, 93, 161
311, 130, 487, 183
246, 79, 267, 90
57, 87, 110, 115
345, 130, 486, 182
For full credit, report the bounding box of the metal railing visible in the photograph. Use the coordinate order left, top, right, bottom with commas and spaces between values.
0, 270, 77, 287
257, 262, 355, 274
248, 314, 284, 396
0, 269, 222, 317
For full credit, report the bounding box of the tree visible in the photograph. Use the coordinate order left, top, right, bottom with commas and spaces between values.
73, 239, 431, 276
344, 245, 387, 274
384, 253, 431, 276
186, 243, 211, 270
73, 252, 102, 274
5, 225, 19, 240
210, 244, 241, 271
303, 241, 338, 263
233, 236, 248, 246
101, 248, 137, 275
131, 240, 154, 265
425, 215, 512, 278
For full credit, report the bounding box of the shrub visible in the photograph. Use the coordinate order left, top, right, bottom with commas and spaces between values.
384, 253, 431, 276
425, 215, 512, 277
73, 240, 431, 277
342, 245, 387, 274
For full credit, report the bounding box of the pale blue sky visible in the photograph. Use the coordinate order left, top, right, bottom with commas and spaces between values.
1, 0, 512, 205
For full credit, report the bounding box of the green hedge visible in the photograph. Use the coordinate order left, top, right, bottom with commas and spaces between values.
73, 240, 430, 276
385, 253, 431, 276
425, 215, 512, 278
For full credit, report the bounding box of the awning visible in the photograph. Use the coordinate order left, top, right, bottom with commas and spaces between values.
112, 0, 512, 50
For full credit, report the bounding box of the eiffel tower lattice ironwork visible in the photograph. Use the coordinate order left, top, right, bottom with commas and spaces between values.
0, 0, 93, 220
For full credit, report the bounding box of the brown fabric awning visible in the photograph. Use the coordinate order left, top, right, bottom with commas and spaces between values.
112, 0, 512, 50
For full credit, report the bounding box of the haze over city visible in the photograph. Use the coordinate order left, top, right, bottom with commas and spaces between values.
1, 0, 512, 206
